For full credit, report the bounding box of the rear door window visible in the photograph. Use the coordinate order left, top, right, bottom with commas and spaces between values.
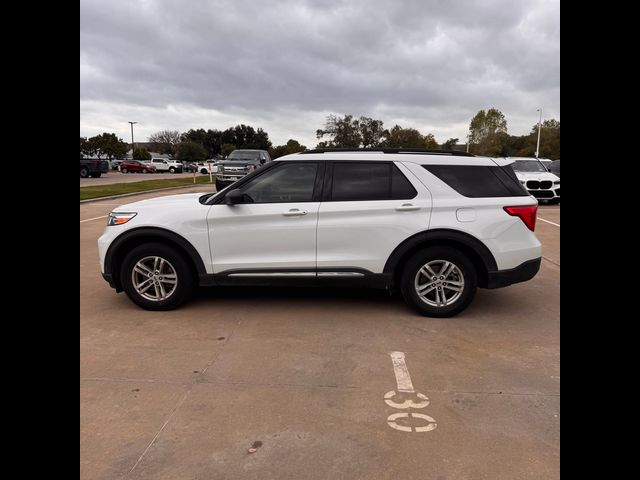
330, 162, 417, 201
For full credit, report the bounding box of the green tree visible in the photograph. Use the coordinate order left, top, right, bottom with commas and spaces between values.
316, 114, 362, 147
220, 143, 236, 157
468, 108, 508, 155
221, 124, 272, 150
175, 142, 207, 162
133, 147, 151, 160
512, 119, 560, 159
358, 116, 386, 148
269, 139, 307, 159
84, 133, 128, 159
441, 137, 459, 149
423, 133, 439, 149
382, 125, 425, 148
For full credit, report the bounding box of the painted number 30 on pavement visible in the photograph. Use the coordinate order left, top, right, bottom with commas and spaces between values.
385, 352, 437, 433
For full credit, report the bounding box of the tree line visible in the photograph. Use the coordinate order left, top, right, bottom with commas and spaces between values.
313, 110, 559, 159
80, 108, 559, 163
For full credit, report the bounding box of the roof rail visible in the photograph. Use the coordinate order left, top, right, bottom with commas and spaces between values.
300, 148, 475, 157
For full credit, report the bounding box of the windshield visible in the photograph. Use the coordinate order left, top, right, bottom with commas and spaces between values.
227, 151, 260, 161
513, 160, 547, 173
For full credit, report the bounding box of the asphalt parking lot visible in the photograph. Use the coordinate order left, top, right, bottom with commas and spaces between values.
80, 190, 560, 480
80, 171, 211, 187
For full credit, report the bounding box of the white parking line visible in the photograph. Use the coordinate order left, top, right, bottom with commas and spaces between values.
80, 216, 106, 223
537, 217, 560, 227
389, 351, 415, 392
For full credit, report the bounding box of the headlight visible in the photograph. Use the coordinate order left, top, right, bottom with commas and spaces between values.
247, 164, 256, 172
554, 180, 560, 184
218, 165, 224, 173
107, 212, 137, 226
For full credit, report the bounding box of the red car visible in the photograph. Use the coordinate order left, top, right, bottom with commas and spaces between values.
119, 160, 157, 174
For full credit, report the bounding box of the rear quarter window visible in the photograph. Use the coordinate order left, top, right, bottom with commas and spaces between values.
422, 164, 528, 197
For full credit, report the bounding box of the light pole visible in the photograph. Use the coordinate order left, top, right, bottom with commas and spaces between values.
128, 121, 137, 158
535, 108, 542, 159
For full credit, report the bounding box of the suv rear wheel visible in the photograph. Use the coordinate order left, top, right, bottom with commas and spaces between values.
120, 243, 195, 310
400, 247, 477, 317
169, 167, 176, 173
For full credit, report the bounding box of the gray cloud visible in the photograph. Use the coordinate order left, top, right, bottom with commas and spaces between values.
80, 0, 559, 147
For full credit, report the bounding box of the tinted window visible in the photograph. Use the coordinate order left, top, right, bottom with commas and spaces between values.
513, 160, 547, 172
548, 161, 560, 176
423, 165, 528, 197
228, 151, 260, 161
391, 165, 418, 199
239, 162, 318, 203
331, 162, 417, 201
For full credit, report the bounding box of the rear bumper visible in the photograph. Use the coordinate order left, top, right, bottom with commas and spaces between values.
485, 257, 541, 289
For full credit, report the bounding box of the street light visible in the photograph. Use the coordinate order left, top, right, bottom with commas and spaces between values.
128, 121, 137, 158
535, 109, 542, 159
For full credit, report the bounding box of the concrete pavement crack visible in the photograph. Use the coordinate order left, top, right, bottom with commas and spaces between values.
123, 316, 243, 478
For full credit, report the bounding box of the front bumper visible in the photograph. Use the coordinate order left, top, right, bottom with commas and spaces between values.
485, 257, 541, 289
102, 272, 120, 290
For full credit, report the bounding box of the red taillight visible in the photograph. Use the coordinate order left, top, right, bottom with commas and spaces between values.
503, 205, 537, 232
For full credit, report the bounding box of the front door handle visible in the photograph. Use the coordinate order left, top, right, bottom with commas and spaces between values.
283, 208, 307, 216
395, 204, 421, 212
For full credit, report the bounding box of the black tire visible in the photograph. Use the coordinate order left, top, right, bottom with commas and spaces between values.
80, 166, 89, 178
90, 172, 102, 178
201, 168, 208, 174
169, 167, 176, 173
120, 243, 195, 311
121, 167, 128, 173
142, 168, 148, 174
400, 247, 477, 318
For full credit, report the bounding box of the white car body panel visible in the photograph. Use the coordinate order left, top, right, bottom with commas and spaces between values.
316, 162, 431, 272
97, 193, 213, 272
403, 162, 541, 270
207, 202, 320, 272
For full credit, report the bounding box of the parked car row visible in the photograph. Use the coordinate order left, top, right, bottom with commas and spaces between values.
116, 158, 184, 174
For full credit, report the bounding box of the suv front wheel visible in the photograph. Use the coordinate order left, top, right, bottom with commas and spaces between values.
120, 243, 195, 310
400, 247, 477, 317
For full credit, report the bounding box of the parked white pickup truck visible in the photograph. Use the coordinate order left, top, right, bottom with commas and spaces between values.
142, 158, 184, 173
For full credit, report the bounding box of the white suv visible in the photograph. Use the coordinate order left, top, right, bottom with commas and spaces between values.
510, 157, 560, 204
143, 158, 184, 173
98, 149, 542, 317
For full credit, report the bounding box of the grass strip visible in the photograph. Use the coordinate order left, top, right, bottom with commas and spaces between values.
80, 176, 214, 201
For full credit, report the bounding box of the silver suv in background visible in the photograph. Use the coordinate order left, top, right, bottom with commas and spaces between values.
216, 149, 271, 191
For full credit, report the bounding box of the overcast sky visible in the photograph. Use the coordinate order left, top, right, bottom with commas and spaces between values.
80, 0, 559, 148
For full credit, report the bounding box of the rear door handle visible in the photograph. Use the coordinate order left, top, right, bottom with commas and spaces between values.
395, 204, 421, 212
283, 208, 307, 216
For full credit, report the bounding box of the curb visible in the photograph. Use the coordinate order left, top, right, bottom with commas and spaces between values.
80, 183, 215, 204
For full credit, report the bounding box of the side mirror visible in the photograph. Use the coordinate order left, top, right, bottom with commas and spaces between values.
260, 159, 266, 164
225, 189, 245, 205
